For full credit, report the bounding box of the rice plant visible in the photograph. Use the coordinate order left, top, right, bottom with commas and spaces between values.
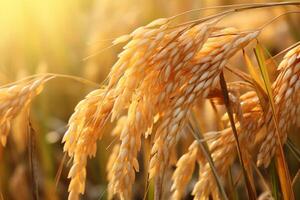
1, 1, 300, 200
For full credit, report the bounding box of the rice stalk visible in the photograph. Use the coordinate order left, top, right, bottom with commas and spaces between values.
219, 71, 256, 200
256, 44, 300, 168
27, 121, 39, 200
59, 4, 300, 200
63, 88, 114, 200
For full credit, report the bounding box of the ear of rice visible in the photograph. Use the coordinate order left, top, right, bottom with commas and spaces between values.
0, 75, 52, 146
106, 116, 126, 199
171, 141, 199, 200
110, 18, 220, 122
149, 28, 259, 194
63, 87, 115, 200
108, 18, 221, 200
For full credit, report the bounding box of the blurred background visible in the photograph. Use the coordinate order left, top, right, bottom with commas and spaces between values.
0, 0, 299, 199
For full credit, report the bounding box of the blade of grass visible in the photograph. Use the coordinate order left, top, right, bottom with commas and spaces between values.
254, 43, 294, 200
146, 180, 154, 200
261, 45, 278, 72
243, 50, 265, 92
188, 112, 229, 200
270, 161, 280, 200
55, 152, 67, 188
292, 169, 300, 187
219, 71, 257, 200
28, 121, 39, 200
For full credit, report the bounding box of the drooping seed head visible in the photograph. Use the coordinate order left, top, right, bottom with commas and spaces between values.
0, 75, 52, 146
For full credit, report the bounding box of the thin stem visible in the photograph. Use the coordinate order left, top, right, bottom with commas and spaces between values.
219, 71, 257, 200
48, 73, 101, 87
292, 169, 300, 186
172, 1, 300, 28
270, 41, 300, 62
258, 11, 300, 31
169, 2, 300, 21
0, 73, 101, 89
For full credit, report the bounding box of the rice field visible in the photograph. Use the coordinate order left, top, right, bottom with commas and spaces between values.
0, 1, 300, 200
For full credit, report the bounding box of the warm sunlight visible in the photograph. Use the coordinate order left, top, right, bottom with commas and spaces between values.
0, 1, 300, 200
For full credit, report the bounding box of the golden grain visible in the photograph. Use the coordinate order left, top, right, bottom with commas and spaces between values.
0, 75, 52, 146
62, 9, 300, 199
149, 28, 259, 191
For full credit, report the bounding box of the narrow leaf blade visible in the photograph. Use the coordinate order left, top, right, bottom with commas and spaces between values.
254, 43, 294, 200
